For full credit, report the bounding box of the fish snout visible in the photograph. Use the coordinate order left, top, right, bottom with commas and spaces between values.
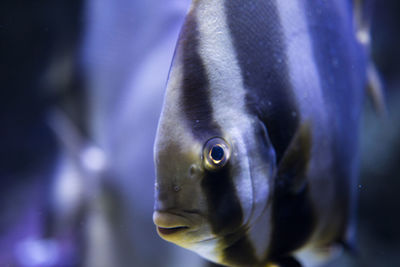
153, 181, 183, 211
154, 164, 203, 211
153, 178, 205, 241
153, 210, 191, 237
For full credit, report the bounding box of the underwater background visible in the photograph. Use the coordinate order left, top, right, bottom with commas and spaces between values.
0, 0, 399, 266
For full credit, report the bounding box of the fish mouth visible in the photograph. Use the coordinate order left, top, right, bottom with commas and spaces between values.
157, 226, 189, 235
153, 210, 199, 238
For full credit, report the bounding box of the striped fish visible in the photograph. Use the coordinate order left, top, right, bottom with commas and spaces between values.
153, 0, 367, 266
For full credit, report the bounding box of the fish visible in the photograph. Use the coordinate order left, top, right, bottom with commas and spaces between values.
153, 0, 369, 266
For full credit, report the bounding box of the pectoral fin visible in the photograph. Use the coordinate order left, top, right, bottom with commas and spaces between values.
276, 122, 312, 194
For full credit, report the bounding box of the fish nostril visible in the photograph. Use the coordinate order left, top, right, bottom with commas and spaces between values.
189, 165, 196, 176
189, 164, 201, 178
173, 185, 181, 192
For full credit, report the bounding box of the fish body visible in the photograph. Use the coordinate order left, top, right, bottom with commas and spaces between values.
153, 0, 366, 266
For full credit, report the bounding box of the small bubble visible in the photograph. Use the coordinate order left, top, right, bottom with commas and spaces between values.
195, 120, 200, 123
291, 111, 297, 117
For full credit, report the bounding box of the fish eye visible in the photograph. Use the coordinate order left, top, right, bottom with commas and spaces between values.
203, 137, 231, 171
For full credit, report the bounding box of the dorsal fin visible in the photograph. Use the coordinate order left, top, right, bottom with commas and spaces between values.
276, 122, 312, 194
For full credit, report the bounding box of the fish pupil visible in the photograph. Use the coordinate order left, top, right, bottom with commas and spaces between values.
211, 145, 224, 162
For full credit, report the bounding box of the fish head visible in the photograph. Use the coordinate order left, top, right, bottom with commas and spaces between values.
153, 99, 277, 255
153, 2, 277, 259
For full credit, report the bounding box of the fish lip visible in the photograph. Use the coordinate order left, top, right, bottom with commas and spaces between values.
157, 226, 189, 236
153, 210, 201, 235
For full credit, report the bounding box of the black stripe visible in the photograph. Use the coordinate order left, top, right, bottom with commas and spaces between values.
268, 123, 315, 259
270, 256, 303, 267
225, 0, 318, 260
268, 184, 315, 259
225, 0, 299, 163
221, 230, 258, 266
201, 163, 257, 266
304, 0, 364, 244
178, 12, 219, 141
201, 164, 243, 236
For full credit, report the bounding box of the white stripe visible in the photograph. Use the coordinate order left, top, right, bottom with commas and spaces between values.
195, 0, 271, 260
275, 1, 325, 120
195, 0, 254, 222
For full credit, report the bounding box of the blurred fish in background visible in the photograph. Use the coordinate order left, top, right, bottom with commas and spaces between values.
77, 0, 209, 266
0, 1, 399, 267
1, 0, 209, 266
0, 0, 83, 265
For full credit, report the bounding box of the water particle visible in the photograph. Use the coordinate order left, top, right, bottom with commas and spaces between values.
332, 58, 339, 67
